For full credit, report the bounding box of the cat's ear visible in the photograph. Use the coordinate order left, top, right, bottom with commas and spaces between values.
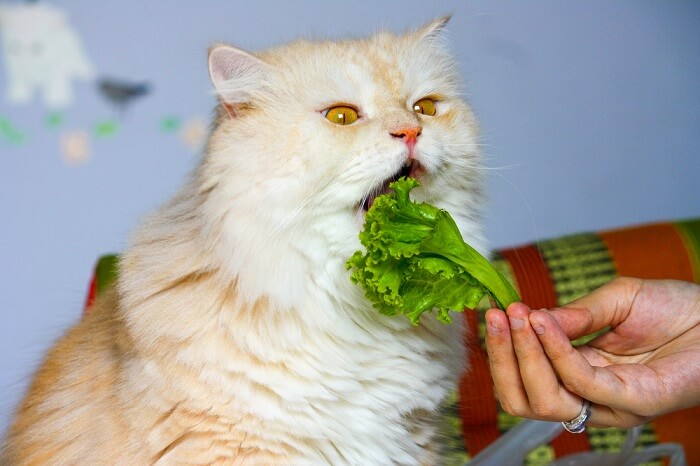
208, 44, 272, 106
414, 15, 451, 42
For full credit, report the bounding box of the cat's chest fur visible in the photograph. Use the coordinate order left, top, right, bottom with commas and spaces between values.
117, 255, 465, 465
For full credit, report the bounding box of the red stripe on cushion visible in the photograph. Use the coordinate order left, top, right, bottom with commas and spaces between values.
653, 408, 700, 466
459, 311, 501, 456
84, 271, 97, 314
499, 245, 558, 309
550, 429, 592, 458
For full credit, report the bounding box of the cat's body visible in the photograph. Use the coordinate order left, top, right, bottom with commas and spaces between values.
3, 19, 485, 465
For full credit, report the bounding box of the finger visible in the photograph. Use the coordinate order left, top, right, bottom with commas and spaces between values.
549, 277, 643, 339
484, 307, 529, 414
506, 303, 582, 420
529, 310, 642, 426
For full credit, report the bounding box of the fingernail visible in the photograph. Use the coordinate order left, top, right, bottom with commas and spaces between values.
487, 319, 502, 336
508, 316, 525, 330
532, 323, 545, 335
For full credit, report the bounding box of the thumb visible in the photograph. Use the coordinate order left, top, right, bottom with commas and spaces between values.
544, 277, 643, 340
540, 306, 600, 340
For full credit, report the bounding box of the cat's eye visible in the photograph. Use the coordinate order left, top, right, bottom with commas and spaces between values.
324, 106, 359, 125
413, 98, 437, 116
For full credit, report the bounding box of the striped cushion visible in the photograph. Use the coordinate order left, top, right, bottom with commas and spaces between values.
85, 218, 700, 464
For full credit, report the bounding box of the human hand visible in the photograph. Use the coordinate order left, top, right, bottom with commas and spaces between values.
484, 277, 700, 428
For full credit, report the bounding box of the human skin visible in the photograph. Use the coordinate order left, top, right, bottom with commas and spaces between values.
484, 277, 700, 428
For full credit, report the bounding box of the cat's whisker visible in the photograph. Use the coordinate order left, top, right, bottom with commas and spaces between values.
489, 169, 540, 249
480, 163, 526, 171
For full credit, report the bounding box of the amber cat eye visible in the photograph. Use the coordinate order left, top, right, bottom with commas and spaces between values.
413, 98, 437, 116
324, 106, 359, 125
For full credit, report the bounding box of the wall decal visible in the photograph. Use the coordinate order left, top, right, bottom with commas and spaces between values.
60, 129, 91, 165
0, 116, 27, 145
97, 78, 150, 112
180, 117, 207, 151
0, 3, 95, 109
160, 116, 181, 133
93, 120, 119, 138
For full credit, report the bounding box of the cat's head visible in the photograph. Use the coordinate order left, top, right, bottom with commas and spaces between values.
200, 18, 485, 306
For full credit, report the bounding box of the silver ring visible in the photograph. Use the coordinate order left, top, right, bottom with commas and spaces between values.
562, 399, 591, 434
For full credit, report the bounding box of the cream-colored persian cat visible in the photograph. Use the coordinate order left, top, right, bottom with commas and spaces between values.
2, 17, 485, 465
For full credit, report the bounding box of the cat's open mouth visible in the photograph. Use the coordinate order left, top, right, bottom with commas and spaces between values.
361, 160, 425, 211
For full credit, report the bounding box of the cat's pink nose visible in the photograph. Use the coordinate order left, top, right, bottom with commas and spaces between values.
390, 126, 422, 159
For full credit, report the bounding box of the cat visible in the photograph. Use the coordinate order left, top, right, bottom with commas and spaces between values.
2, 17, 486, 465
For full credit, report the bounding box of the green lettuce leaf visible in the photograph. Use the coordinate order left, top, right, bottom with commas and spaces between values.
347, 177, 520, 325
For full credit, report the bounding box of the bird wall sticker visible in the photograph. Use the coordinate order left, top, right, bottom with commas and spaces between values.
98, 78, 150, 112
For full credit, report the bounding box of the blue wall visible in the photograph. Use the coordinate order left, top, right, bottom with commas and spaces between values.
1, 1, 699, 434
